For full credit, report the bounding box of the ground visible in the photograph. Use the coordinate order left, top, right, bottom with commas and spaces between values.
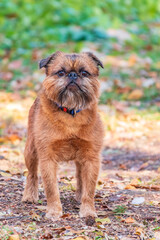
0, 93, 160, 240
1, 2, 160, 239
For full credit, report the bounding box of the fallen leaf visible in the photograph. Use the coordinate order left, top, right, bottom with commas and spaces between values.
125, 217, 135, 223
40, 233, 53, 239
135, 227, 145, 239
54, 227, 66, 234
96, 217, 111, 224
128, 89, 144, 100
0, 171, 12, 177
61, 213, 71, 218
7, 134, 21, 143
23, 169, 28, 176
9, 235, 20, 240
125, 184, 136, 190
128, 54, 137, 66
138, 162, 149, 171
119, 164, 127, 170
130, 178, 140, 185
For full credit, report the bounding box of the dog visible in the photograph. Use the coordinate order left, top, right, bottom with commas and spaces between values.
22, 51, 104, 219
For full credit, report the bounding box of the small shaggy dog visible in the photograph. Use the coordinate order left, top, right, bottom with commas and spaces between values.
22, 51, 104, 220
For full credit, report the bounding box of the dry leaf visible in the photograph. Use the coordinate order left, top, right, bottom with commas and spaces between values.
9, 235, 20, 240
96, 217, 111, 224
130, 178, 140, 185
128, 89, 144, 100
23, 169, 28, 176
61, 213, 71, 218
135, 227, 145, 239
125, 217, 135, 223
119, 164, 127, 170
128, 54, 137, 66
138, 162, 149, 171
125, 184, 136, 190
7, 134, 21, 143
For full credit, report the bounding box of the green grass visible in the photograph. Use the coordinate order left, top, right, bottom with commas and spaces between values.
113, 205, 127, 214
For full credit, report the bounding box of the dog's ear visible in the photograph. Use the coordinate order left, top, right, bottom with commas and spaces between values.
39, 51, 62, 69
85, 52, 104, 69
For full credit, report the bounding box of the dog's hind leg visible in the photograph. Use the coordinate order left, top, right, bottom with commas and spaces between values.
22, 142, 39, 203
22, 100, 39, 203
22, 138, 39, 203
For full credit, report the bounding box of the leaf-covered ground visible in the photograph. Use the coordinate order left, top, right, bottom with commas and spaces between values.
1, 2, 160, 238
0, 92, 160, 240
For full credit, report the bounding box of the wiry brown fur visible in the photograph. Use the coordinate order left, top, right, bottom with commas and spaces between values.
22, 52, 104, 219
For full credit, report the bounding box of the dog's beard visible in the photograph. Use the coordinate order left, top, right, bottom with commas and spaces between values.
43, 77, 98, 111
58, 86, 92, 111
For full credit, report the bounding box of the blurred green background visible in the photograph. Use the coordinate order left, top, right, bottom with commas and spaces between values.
1, 0, 160, 107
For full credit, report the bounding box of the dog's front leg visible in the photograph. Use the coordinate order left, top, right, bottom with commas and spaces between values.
79, 158, 100, 218
39, 157, 62, 218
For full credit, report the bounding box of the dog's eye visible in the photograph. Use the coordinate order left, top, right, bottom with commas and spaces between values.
81, 71, 89, 77
57, 70, 65, 77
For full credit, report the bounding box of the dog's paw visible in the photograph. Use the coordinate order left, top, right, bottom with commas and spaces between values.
22, 193, 38, 203
79, 205, 97, 218
46, 209, 62, 219
46, 204, 62, 219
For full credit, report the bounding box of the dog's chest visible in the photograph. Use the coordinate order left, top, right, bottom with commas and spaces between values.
52, 138, 88, 162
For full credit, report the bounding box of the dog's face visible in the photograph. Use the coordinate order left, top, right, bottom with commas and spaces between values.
40, 51, 103, 111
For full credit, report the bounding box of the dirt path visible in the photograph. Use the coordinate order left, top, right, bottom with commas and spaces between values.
0, 100, 160, 240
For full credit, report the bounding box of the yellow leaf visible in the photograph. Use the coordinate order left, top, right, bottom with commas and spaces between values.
7, 134, 21, 143
23, 169, 28, 176
96, 217, 111, 224
0, 137, 5, 143
128, 54, 137, 66
0, 171, 12, 177
128, 89, 144, 100
9, 235, 20, 240
135, 227, 144, 236
125, 184, 136, 190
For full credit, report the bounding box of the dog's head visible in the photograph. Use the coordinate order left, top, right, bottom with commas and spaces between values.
40, 51, 103, 111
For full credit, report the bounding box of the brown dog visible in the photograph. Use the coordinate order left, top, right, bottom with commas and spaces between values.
22, 51, 104, 219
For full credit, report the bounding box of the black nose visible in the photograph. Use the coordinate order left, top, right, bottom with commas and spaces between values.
68, 71, 78, 81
